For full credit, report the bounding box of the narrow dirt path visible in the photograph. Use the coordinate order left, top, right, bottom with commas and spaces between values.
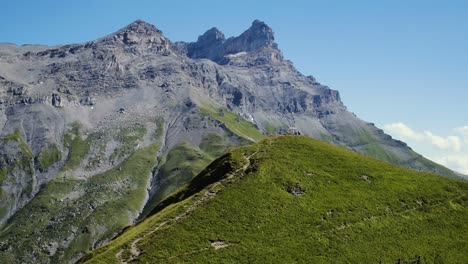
130, 238, 141, 257
115, 149, 259, 263
115, 250, 124, 263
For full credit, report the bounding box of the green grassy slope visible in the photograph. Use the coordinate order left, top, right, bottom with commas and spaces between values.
199, 107, 265, 143
142, 142, 214, 216
0, 143, 160, 263
81, 135, 468, 263
141, 132, 250, 218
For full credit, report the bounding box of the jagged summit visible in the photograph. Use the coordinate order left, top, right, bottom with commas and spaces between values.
226, 19, 276, 50
96, 19, 170, 53
238, 19, 275, 48
198, 27, 225, 42
185, 19, 281, 64
101, 19, 163, 40
120, 19, 162, 34
187, 27, 226, 59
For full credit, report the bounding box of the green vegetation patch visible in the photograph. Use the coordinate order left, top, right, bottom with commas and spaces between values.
0, 184, 10, 220
36, 144, 62, 172
62, 123, 90, 171
1, 130, 33, 159
84, 132, 107, 171
1, 130, 23, 142
82, 135, 468, 264
153, 117, 164, 140
0, 167, 6, 186
199, 107, 265, 143
199, 133, 232, 158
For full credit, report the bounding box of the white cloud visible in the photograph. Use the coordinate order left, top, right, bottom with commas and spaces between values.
423, 131, 462, 151
432, 154, 468, 175
384, 122, 468, 175
383, 122, 424, 141
456, 126, 468, 144
384, 122, 462, 151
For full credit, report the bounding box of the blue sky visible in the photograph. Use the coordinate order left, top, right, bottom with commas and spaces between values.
2, 0, 467, 173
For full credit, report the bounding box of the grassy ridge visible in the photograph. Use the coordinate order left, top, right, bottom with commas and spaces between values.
82, 135, 467, 263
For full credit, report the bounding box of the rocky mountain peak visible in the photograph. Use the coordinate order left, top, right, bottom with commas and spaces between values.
121, 19, 162, 34
105, 19, 164, 41
198, 27, 225, 43
96, 19, 170, 54
239, 19, 275, 49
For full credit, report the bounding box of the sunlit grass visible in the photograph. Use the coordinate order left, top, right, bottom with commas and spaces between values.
82, 135, 468, 263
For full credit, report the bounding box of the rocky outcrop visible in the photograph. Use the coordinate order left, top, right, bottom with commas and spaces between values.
51, 93, 62, 107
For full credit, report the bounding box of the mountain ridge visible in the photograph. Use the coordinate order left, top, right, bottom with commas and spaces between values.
183, 19, 280, 64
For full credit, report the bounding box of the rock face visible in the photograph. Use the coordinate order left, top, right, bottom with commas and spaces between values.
224, 20, 276, 54
0, 19, 461, 263
186, 27, 226, 60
